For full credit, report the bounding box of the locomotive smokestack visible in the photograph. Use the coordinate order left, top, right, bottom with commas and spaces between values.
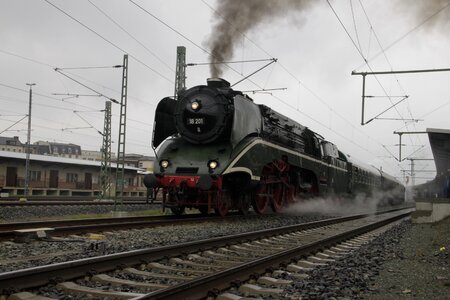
207, 78, 231, 88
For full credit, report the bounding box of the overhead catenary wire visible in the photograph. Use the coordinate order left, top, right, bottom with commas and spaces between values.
349, 0, 364, 56
44, 0, 174, 83
56, 65, 123, 70
87, 0, 175, 73
0, 94, 153, 150
61, 69, 157, 108
54, 68, 119, 104
0, 93, 152, 130
0, 51, 158, 149
357, 0, 449, 165
0, 115, 28, 134
354, 0, 441, 165
0, 81, 100, 111
187, 58, 275, 66
128, 0, 264, 88
73, 110, 103, 136
354, 1, 450, 70
6, 97, 151, 130
0, 65, 153, 154
0, 48, 157, 109
326, 0, 422, 162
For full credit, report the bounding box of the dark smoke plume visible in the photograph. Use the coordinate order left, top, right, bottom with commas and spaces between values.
207, 0, 315, 78
207, 0, 450, 78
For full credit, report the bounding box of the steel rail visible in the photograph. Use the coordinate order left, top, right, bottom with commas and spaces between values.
138, 210, 412, 299
0, 195, 147, 201
0, 199, 158, 206
0, 208, 410, 291
0, 215, 362, 289
0, 213, 245, 240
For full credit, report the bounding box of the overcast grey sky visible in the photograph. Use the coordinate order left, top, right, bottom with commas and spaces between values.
0, 0, 449, 185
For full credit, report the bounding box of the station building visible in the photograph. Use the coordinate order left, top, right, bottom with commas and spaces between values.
0, 150, 147, 197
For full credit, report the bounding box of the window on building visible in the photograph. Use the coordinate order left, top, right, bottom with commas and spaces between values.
30, 170, 41, 181
128, 177, 134, 186
66, 173, 78, 183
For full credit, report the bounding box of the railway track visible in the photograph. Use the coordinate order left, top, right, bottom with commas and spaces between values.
0, 213, 248, 241
0, 200, 160, 206
0, 208, 412, 299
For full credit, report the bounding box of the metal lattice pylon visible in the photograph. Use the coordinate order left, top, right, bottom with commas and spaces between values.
115, 54, 128, 207
174, 46, 186, 99
100, 100, 112, 199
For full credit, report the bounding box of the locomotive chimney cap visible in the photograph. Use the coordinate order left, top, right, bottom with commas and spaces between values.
207, 78, 230, 88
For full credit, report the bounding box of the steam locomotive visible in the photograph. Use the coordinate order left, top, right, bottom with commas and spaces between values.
144, 78, 404, 216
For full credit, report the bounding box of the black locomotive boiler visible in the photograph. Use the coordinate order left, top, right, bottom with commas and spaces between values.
144, 78, 404, 216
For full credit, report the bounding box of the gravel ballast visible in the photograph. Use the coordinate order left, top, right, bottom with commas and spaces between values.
363, 218, 449, 299
0, 203, 159, 222
2, 206, 447, 299
274, 218, 449, 299
0, 214, 327, 273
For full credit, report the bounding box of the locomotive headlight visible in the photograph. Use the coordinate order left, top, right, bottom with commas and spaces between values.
160, 160, 169, 169
191, 101, 201, 111
208, 160, 218, 169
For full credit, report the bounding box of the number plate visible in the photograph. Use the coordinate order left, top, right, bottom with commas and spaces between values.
187, 118, 205, 125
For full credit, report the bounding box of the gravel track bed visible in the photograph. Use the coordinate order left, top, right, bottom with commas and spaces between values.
0, 204, 160, 222
227, 218, 447, 300
0, 214, 327, 273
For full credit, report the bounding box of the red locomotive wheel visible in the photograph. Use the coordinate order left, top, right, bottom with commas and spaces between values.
286, 185, 296, 204
252, 184, 269, 214
237, 192, 251, 215
271, 183, 284, 212
214, 192, 229, 217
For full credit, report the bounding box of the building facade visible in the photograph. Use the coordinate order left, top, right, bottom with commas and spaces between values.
0, 136, 24, 153
0, 151, 147, 197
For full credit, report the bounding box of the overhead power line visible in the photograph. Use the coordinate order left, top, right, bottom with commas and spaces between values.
56, 65, 123, 70
326, 0, 421, 161
128, 0, 263, 88
54, 68, 120, 104
0, 48, 157, 109
187, 58, 275, 66
87, 0, 175, 73
355, 1, 450, 69
44, 0, 173, 83
355, 0, 425, 153
0, 115, 28, 134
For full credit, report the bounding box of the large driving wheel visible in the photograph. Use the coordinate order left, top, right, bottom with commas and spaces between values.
271, 183, 284, 212
214, 192, 229, 217
167, 184, 185, 215
252, 184, 270, 214
237, 192, 251, 215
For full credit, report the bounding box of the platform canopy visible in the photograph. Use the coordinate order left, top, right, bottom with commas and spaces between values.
427, 128, 450, 176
